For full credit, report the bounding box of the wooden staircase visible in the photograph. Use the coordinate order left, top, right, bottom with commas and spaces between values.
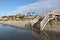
40, 13, 55, 30
33, 10, 60, 30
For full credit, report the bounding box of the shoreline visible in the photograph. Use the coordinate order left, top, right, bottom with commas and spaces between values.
0, 21, 35, 29
1, 21, 60, 40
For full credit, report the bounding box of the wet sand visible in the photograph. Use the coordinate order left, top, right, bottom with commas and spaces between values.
41, 30, 60, 40
33, 29, 60, 40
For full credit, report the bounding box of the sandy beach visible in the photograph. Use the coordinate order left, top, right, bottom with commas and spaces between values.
0, 21, 35, 29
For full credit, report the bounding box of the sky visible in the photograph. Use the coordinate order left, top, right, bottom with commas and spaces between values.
0, 0, 60, 16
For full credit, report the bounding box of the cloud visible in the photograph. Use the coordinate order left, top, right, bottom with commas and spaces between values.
11, 0, 60, 14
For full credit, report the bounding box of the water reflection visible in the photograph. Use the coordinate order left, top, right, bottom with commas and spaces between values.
0, 24, 40, 40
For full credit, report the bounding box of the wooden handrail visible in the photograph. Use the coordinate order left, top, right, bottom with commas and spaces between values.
40, 13, 55, 30
32, 10, 60, 30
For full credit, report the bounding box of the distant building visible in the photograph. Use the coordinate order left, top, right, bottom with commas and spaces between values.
8, 15, 15, 20
2, 16, 8, 21
15, 13, 25, 19
27, 12, 38, 18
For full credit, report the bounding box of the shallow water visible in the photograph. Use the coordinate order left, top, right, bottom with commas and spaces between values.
0, 24, 40, 40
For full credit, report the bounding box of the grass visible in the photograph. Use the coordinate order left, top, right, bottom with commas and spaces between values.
1, 18, 35, 21
15, 18, 34, 21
